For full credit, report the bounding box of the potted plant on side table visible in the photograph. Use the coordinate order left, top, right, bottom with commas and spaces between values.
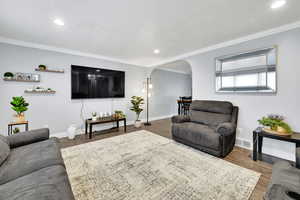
258, 114, 293, 136
130, 96, 144, 128
10, 96, 29, 122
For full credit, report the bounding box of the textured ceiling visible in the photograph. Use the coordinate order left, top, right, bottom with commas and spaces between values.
0, 0, 300, 66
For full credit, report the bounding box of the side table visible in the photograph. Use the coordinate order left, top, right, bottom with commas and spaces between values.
253, 128, 300, 169
8, 121, 29, 135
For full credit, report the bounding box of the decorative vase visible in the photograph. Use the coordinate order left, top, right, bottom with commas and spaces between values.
67, 124, 77, 140
92, 116, 97, 121
134, 120, 142, 128
277, 126, 289, 134
14, 113, 25, 122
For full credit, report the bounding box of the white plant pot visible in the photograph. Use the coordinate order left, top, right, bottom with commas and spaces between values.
92, 116, 97, 121
67, 124, 77, 140
134, 120, 142, 128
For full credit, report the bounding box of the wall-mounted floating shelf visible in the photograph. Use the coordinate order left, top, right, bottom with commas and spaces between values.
24, 90, 56, 94
3, 78, 40, 82
35, 69, 64, 73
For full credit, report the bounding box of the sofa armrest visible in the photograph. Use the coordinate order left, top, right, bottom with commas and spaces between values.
7, 128, 50, 148
216, 122, 236, 136
171, 115, 190, 123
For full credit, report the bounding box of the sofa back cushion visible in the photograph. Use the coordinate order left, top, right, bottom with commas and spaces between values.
190, 100, 233, 127
0, 135, 10, 166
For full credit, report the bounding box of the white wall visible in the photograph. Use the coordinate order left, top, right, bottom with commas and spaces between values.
186, 28, 300, 161
150, 69, 192, 118
0, 43, 148, 136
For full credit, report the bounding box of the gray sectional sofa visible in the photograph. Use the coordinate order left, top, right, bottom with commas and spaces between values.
0, 128, 75, 200
171, 100, 238, 157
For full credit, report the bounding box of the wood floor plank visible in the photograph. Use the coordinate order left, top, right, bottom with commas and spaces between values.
59, 118, 271, 200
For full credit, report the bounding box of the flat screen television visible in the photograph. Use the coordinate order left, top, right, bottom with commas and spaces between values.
71, 65, 125, 99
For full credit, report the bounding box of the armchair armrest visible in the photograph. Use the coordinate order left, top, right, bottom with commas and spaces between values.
7, 128, 50, 148
216, 122, 236, 136
265, 184, 300, 200
171, 115, 190, 123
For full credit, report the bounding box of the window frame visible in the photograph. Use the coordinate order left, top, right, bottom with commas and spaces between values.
215, 46, 278, 94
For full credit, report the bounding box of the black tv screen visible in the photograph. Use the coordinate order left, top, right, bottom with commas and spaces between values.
71, 65, 125, 99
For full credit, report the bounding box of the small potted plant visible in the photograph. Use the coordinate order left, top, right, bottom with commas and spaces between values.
130, 96, 144, 128
258, 114, 293, 135
92, 112, 98, 121
10, 96, 29, 122
13, 127, 20, 134
4, 72, 14, 79
114, 110, 125, 119
38, 65, 47, 70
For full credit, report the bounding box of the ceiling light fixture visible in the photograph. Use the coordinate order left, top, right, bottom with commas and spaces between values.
53, 18, 64, 26
153, 49, 160, 54
271, 0, 286, 9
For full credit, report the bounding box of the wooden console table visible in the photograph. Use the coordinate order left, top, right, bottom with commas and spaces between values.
8, 121, 29, 135
253, 128, 300, 168
85, 117, 126, 139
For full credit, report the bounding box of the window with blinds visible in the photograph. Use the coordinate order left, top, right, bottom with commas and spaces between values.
215, 47, 277, 93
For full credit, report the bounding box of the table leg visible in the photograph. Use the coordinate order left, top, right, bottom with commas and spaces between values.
296, 143, 300, 169
85, 120, 87, 135
25, 123, 29, 131
8, 125, 10, 136
258, 135, 263, 154
178, 103, 181, 115
124, 119, 127, 133
116, 120, 119, 129
89, 124, 92, 139
253, 131, 257, 161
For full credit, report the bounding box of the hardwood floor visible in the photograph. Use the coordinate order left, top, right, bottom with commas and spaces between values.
59, 118, 272, 200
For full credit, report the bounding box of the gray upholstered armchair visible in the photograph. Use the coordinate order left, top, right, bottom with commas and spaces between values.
264, 148, 300, 200
171, 100, 239, 157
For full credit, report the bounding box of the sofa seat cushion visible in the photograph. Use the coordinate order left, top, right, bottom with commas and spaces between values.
172, 122, 221, 150
0, 165, 75, 200
0, 138, 64, 184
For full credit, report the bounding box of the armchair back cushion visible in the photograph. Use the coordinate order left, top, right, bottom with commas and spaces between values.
190, 100, 233, 127
0, 135, 10, 166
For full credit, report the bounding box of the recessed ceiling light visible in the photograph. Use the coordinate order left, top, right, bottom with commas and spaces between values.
154, 49, 160, 54
271, 0, 286, 9
53, 18, 64, 26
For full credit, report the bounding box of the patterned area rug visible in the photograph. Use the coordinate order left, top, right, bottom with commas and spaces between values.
61, 130, 260, 200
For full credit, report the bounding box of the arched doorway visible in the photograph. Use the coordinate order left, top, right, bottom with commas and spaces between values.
148, 60, 192, 119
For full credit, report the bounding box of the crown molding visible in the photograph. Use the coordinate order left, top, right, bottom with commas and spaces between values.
0, 36, 143, 67
156, 67, 191, 75
148, 20, 300, 67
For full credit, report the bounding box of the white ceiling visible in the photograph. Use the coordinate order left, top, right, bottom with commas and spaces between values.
0, 0, 300, 67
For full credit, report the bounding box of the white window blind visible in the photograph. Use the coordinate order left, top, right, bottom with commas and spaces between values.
215, 47, 277, 93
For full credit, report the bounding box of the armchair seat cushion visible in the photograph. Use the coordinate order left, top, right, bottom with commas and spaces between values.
0, 165, 75, 200
172, 122, 220, 150
0, 138, 64, 185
